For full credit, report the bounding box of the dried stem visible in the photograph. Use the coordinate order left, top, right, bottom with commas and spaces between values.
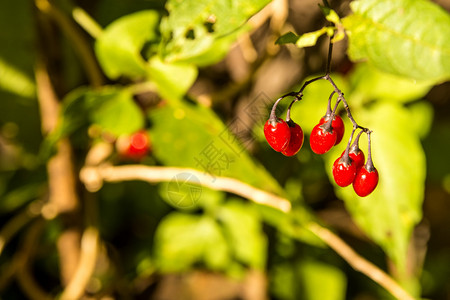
60, 227, 100, 300
79, 164, 414, 300
35, 53, 82, 287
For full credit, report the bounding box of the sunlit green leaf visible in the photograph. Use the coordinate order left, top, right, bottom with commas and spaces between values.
343, 0, 450, 82
95, 10, 160, 79
349, 63, 433, 103
147, 56, 197, 102
159, 0, 270, 64
296, 27, 333, 48
319, 6, 341, 25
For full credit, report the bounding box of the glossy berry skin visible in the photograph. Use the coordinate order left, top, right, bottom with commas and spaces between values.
320, 115, 345, 145
264, 118, 290, 152
282, 121, 304, 156
117, 130, 150, 160
332, 156, 357, 187
353, 166, 379, 197
309, 124, 337, 154
346, 148, 365, 172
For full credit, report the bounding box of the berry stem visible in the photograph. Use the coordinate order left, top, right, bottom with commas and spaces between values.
350, 130, 364, 150
325, 91, 335, 116
365, 131, 376, 172
340, 127, 355, 165
286, 95, 300, 122
269, 91, 297, 123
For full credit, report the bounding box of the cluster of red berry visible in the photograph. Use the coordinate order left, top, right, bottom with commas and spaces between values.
264, 84, 379, 197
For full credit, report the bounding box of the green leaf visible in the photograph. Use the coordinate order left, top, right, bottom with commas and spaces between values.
95, 10, 160, 79
319, 6, 341, 25
296, 27, 333, 48
275, 32, 301, 45
90, 88, 144, 136
343, 0, 450, 82
349, 63, 432, 103
147, 56, 197, 102
148, 101, 284, 195
324, 101, 427, 271
52, 86, 144, 141
218, 200, 267, 269
154, 212, 230, 272
159, 0, 270, 64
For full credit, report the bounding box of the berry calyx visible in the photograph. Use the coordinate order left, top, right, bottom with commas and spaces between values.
117, 130, 151, 160
320, 114, 345, 145
309, 122, 337, 154
281, 120, 304, 156
332, 154, 357, 187
353, 165, 379, 197
264, 118, 290, 152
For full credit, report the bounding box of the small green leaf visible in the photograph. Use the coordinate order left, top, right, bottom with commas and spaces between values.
319, 5, 341, 25
147, 56, 197, 102
275, 32, 300, 45
343, 0, 450, 82
296, 27, 333, 48
95, 10, 160, 79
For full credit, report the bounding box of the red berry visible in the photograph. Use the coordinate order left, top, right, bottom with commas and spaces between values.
309, 124, 337, 154
348, 147, 365, 172
332, 156, 357, 187
264, 118, 290, 152
353, 166, 379, 197
117, 130, 150, 160
281, 120, 304, 156
320, 115, 345, 145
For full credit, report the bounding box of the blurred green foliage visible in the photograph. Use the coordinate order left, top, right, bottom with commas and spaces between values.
1, 0, 450, 299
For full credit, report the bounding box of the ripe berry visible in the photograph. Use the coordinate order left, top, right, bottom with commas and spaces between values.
281, 120, 304, 156
345, 146, 365, 172
309, 123, 337, 154
353, 166, 379, 197
264, 118, 290, 152
332, 155, 357, 187
320, 114, 345, 145
117, 130, 151, 160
